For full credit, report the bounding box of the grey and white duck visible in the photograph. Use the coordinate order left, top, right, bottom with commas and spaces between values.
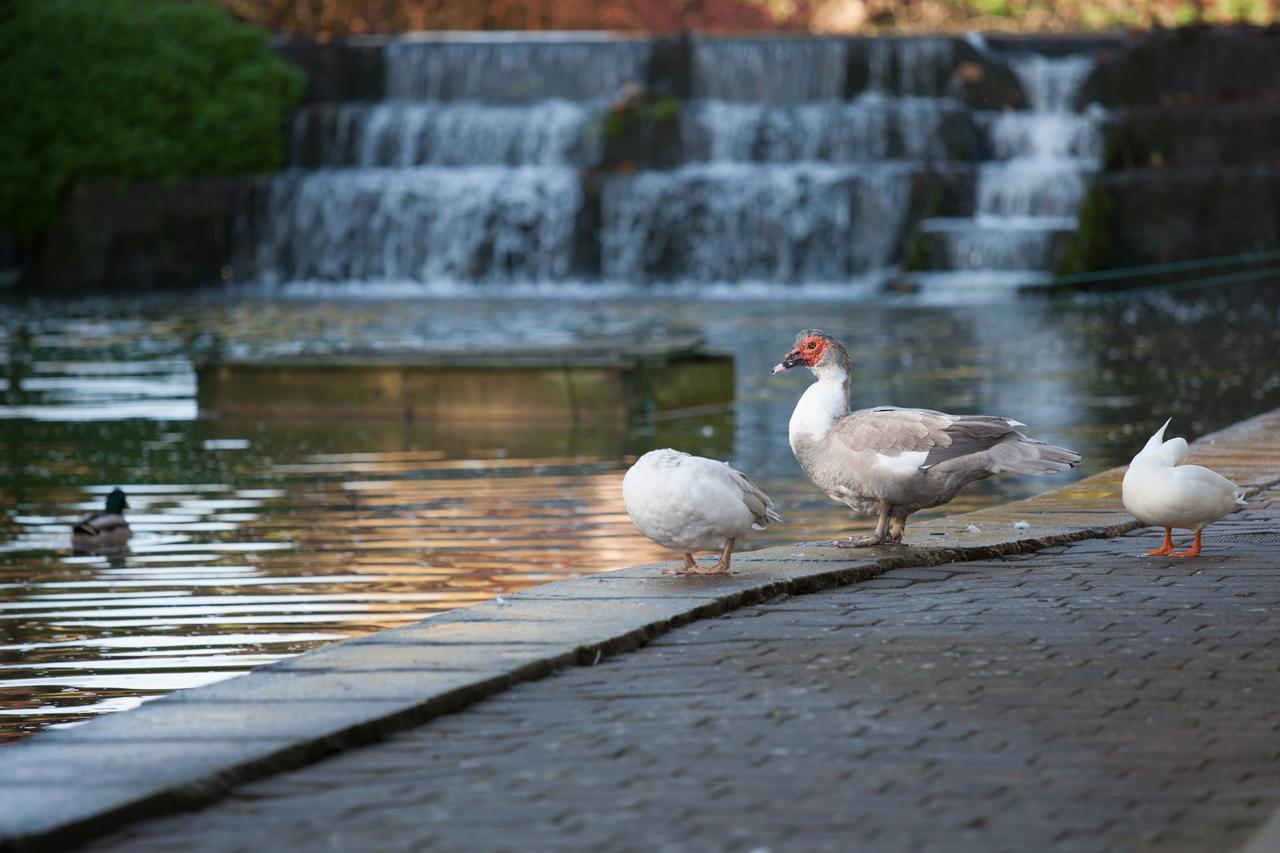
70, 488, 132, 550
772, 329, 1081, 547
623, 449, 782, 574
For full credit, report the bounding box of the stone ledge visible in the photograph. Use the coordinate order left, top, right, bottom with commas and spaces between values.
2, 407, 1278, 853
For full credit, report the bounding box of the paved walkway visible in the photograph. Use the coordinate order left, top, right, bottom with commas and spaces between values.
89, 490, 1280, 853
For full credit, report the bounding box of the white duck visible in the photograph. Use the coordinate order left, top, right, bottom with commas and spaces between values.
1122, 418, 1246, 558
622, 449, 782, 574
773, 329, 1080, 546
70, 488, 132, 551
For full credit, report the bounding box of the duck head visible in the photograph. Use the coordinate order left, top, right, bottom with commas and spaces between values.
105, 488, 129, 514
771, 329, 852, 381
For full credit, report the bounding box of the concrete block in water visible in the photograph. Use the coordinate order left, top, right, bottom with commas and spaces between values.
196, 337, 733, 424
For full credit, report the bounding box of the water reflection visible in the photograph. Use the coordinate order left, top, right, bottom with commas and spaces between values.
1, 288, 1279, 744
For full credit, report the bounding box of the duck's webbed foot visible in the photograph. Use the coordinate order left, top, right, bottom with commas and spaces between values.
664, 553, 701, 575
887, 516, 907, 545
837, 534, 889, 548
836, 503, 896, 548
1144, 527, 1174, 557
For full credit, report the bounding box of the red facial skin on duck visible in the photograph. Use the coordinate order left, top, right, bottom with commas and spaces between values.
771, 336, 829, 374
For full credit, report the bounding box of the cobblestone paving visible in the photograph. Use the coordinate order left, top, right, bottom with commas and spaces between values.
92, 493, 1280, 853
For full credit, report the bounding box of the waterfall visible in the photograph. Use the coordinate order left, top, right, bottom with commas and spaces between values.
601, 164, 911, 283
248, 34, 1102, 297
254, 35, 644, 286
385, 35, 650, 102
690, 38, 849, 102
681, 98, 962, 163
289, 101, 600, 168
908, 51, 1102, 298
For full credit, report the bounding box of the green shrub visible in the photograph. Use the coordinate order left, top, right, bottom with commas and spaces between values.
0, 0, 304, 238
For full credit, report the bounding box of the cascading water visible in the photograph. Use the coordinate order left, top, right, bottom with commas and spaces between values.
910, 52, 1101, 295
253, 37, 632, 287
596, 38, 971, 286
248, 34, 1102, 296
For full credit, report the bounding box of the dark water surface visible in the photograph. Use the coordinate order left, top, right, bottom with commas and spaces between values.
2, 287, 1279, 744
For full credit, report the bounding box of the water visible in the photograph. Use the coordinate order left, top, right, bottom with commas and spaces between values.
3, 288, 1280, 745
385, 35, 651, 102
690, 38, 849, 101
253, 35, 1101, 291
600, 164, 911, 282
911, 53, 1102, 297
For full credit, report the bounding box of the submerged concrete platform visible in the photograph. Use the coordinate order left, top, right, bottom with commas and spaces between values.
2, 408, 1279, 851
196, 337, 734, 424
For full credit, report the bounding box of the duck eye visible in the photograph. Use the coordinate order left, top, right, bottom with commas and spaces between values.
806, 342, 817, 350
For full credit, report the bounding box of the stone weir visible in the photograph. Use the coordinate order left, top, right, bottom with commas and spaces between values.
239, 32, 1115, 300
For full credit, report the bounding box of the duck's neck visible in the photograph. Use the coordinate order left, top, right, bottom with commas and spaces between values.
789, 366, 850, 449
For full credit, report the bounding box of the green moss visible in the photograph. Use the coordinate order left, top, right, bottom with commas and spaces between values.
901, 231, 930, 273
1056, 182, 1115, 277
649, 96, 681, 125
0, 0, 304, 239
603, 111, 626, 140
603, 94, 681, 141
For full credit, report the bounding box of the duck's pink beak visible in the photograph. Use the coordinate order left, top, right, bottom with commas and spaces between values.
771, 350, 803, 375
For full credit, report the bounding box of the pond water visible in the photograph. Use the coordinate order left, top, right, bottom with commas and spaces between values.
2, 285, 1279, 744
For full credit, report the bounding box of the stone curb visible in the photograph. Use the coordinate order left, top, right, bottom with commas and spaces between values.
2, 408, 1279, 852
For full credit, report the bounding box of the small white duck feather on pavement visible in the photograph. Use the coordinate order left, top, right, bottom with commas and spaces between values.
623, 449, 782, 574
1122, 418, 1246, 558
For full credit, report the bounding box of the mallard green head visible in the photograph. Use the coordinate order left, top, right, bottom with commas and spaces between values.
105, 488, 129, 514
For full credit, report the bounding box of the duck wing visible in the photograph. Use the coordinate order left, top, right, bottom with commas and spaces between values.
73, 513, 129, 536
828, 407, 1078, 475
715, 461, 783, 527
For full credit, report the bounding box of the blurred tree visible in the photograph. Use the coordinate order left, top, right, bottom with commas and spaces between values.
0, 0, 303, 238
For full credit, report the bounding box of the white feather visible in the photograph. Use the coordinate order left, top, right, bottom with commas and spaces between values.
788, 380, 847, 450
872, 451, 929, 475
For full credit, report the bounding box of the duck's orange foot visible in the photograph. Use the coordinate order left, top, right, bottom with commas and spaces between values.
1169, 530, 1202, 559
1144, 527, 1175, 557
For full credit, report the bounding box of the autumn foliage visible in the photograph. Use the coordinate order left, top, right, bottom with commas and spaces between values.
213, 0, 790, 35
212, 0, 1279, 36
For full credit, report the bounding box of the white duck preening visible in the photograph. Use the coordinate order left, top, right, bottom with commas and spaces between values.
622, 449, 782, 574
1122, 418, 1246, 558
772, 329, 1081, 547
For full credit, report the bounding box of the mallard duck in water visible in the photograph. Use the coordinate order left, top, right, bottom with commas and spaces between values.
71, 488, 132, 550
1122, 419, 1246, 558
